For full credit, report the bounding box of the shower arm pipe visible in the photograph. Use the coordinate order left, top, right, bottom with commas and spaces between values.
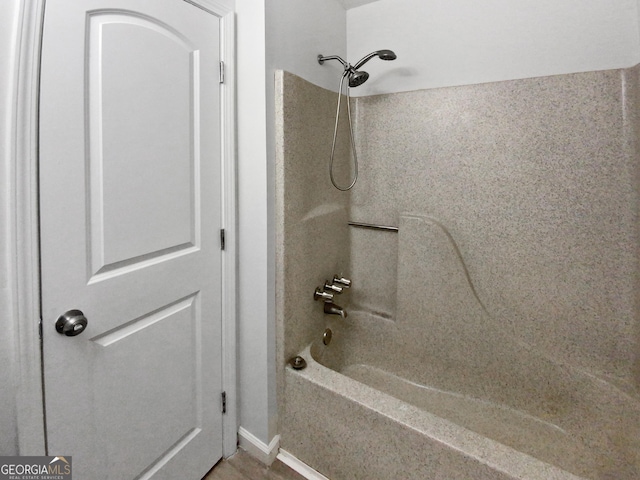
317, 54, 349, 69
318, 55, 359, 81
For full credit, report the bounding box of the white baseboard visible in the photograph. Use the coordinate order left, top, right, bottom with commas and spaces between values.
237, 427, 280, 465
277, 449, 330, 480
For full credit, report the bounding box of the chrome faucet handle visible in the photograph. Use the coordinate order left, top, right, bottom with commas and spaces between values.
314, 287, 334, 302
332, 275, 351, 288
324, 281, 343, 294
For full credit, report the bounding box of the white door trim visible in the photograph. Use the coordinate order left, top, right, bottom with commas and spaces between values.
11, 0, 238, 458
11, 0, 46, 455
212, 0, 239, 459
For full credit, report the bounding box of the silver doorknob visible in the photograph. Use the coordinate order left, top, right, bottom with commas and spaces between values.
55, 309, 88, 336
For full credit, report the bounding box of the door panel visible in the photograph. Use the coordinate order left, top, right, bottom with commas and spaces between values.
39, 1, 223, 478
92, 294, 202, 479
89, 12, 198, 272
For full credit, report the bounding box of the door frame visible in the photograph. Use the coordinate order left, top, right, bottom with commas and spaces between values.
10, 0, 238, 458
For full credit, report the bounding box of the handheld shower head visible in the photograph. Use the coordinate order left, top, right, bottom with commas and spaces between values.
317, 48, 396, 191
376, 49, 397, 61
353, 49, 397, 70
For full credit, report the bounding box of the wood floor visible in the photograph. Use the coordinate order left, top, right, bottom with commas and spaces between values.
203, 450, 308, 480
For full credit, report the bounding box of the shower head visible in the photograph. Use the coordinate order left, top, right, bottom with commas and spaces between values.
319, 49, 396, 190
353, 49, 397, 70
377, 49, 397, 61
318, 49, 395, 88
347, 69, 369, 87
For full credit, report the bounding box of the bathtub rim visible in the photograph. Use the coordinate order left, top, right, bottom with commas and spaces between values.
289, 343, 585, 480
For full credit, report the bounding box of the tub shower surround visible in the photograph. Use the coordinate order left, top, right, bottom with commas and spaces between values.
275, 66, 640, 479
274, 70, 351, 401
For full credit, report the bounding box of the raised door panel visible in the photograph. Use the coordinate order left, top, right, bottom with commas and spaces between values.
87, 13, 199, 279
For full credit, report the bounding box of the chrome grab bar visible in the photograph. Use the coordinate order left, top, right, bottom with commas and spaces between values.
348, 221, 398, 232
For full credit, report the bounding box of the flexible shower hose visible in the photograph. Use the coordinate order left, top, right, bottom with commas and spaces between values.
329, 73, 359, 191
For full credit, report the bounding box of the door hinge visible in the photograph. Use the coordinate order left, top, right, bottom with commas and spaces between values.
219, 61, 225, 84
220, 228, 225, 250
221, 391, 227, 414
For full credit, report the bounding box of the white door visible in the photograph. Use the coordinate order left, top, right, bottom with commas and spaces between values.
39, 1, 224, 478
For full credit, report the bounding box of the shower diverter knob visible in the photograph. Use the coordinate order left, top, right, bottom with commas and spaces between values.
314, 287, 334, 302
332, 275, 351, 288
324, 280, 343, 294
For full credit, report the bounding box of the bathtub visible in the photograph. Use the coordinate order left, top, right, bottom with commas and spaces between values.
283, 311, 640, 480
280, 216, 640, 479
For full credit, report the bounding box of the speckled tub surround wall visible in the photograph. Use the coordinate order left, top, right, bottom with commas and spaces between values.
276, 66, 640, 479
311, 214, 640, 479
274, 70, 352, 404
351, 65, 640, 390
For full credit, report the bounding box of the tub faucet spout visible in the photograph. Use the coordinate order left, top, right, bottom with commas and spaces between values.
324, 302, 347, 318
